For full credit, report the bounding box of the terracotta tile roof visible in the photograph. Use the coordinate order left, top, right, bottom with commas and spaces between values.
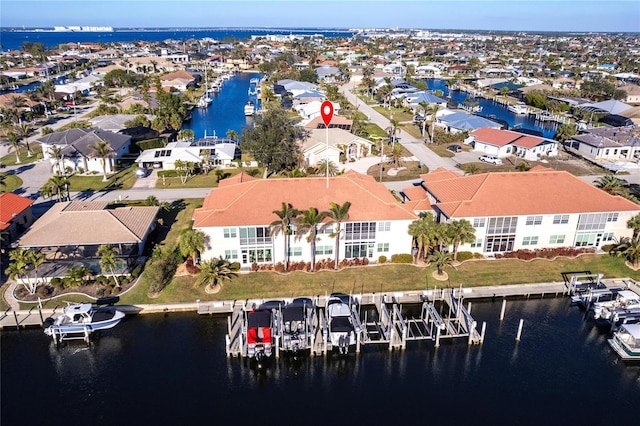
0, 193, 34, 230
512, 135, 546, 149
193, 171, 417, 227
471, 127, 522, 147
401, 186, 428, 201
18, 201, 159, 247
423, 169, 640, 218
419, 167, 462, 183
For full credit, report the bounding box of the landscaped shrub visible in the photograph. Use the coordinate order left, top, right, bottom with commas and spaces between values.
145, 248, 179, 296
391, 253, 414, 264
456, 251, 474, 262
495, 247, 595, 260
158, 170, 178, 178
136, 138, 166, 151
601, 244, 616, 254
131, 264, 143, 278
378, 255, 387, 264
50, 277, 63, 291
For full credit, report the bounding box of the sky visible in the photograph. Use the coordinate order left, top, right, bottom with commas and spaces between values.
1, 0, 639, 33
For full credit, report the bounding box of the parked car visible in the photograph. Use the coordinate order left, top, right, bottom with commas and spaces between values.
479, 155, 503, 165
136, 167, 151, 178
447, 144, 462, 153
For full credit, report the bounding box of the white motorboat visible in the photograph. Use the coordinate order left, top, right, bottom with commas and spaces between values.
281, 297, 315, 354
507, 102, 528, 115
325, 293, 361, 354
608, 324, 640, 360
197, 94, 213, 108
592, 290, 640, 321
248, 77, 260, 96
43, 299, 125, 342
244, 100, 255, 116
571, 288, 621, 309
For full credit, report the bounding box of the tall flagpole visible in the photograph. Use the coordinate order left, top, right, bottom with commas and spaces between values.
320, 100, 334, 189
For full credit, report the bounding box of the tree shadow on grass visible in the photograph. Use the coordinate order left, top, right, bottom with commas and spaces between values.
143, 199, 187, 256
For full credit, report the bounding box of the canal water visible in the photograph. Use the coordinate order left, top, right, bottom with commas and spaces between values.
423, 78, 560, 139
181, 72, 261, 140
2, 297, 638, 425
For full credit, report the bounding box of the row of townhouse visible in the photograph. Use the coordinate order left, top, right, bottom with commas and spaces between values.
192, 166, 640, 269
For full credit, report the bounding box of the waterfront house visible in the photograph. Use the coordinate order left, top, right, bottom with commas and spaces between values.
470, 127, 559, 160
403, 167, 640, 255
134, 138, 239, 170
303, 115, 353, 131
38, 128, 131, 175
192, 171, 416, 269
567, 125, 640, 163
159, 70, 198, 91
435, 111, 502, 134
17, 201, 159, 276
0, 193, 34, 244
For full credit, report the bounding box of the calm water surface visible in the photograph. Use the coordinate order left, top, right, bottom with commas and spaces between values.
2, 297, 639, 425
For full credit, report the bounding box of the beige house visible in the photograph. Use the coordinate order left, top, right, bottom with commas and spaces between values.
300, 128, 375, 168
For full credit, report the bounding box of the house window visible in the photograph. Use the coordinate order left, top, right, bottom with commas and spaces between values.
603, 232, 614, 242
522, 236, 539, 246
377, 243, 389, 253
345, 222, 376, 241
288, 246, 302, 256
607, 213, 619, 223
473, 218, 485, 228
345, 242, 374, 258
315, 245, 333, 255
471, 238, 483, 248
487, 217, 518, 235
223, 228, 237, 238
224, 249, 238, 260
241, 247, 273, 263
485, 236, 515, 253
553, 215, 569, 224
549, 235, 565, 244
577, 213, 609, 231
239, 227, 272, 245
525, 216, 542, 226
378, 222, 391, 232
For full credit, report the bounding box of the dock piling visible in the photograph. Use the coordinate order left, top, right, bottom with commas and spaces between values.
516, 319, 524, 341
480, 322, 486, 343
500, 299, 507, 321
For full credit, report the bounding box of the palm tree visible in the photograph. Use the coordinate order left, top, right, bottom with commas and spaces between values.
90, 140, 115, 182
178, 229, 206, 262
98, 245, 121, 288
5, 248, 37, 294
594, 174, 626, 196
316, 158, 338, 177
447, 220, 476, 260
324, 201, 351, 270
295, 207, 328, 272
196, 257, 239, 294
628, 214, 640, 241
27, 250, 45, 288
47, 145, 64, 175
428, 250, 453, 276
226, 129, 239, 141
418, 101, 429, 137
427, 104, 440, 143
389, 143, 404, 169
408, 215, 431, 262
610, 236, 640, 268
40, 174, 70, 202
269, 202, 300, 272
385, 118, 400, 146
5, 132, 22, 163
16, 123, 32, 156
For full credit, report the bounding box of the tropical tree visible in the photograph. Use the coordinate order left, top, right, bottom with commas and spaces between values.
447, 220, 476, 260
98, 245, 121, 288
241, 105, 308, 177
177, 129, 195, 141
418, 101, 429, 137
316, 158, 338, 177
427, 104, 440, 143
226, 129, 239, 141
295, 207, 328, 271
16, 123, 32, 156
385, 118, 401, 146
269, 202, 300, 271
178, 229, 206, 261
90, 140, 115, 181
610, 236, 640, 268
627, 213, 640, 241
196, 257, 239, 294
174, 160, 197, 184
40, 174, 70, 202
554, 123, 577, 142
408, 215, 431, 262
594, 174, 627, 197
324, 201, 351, 270
428, 250, 453, 276
47, 145, 64, 175
5, 132, 22, 163
389, 143, 404, 169
5, 248, 33, 293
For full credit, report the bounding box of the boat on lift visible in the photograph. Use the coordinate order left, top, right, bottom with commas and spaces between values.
507, 102, 529, 115
244, 100, 255, 116
608, 323, 640, 360
43, 297, 125, 342
281, 297, 315, 355
325, 293, 361, 355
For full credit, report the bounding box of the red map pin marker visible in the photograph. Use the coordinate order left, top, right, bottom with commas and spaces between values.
321, 100, 333, 127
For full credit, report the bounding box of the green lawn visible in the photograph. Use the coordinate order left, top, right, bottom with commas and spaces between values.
0, 173, 24, 193
118, 252, 640, 305
0, 144, 43, 167
67, 164, 138, 191
155, 168, 262, 189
